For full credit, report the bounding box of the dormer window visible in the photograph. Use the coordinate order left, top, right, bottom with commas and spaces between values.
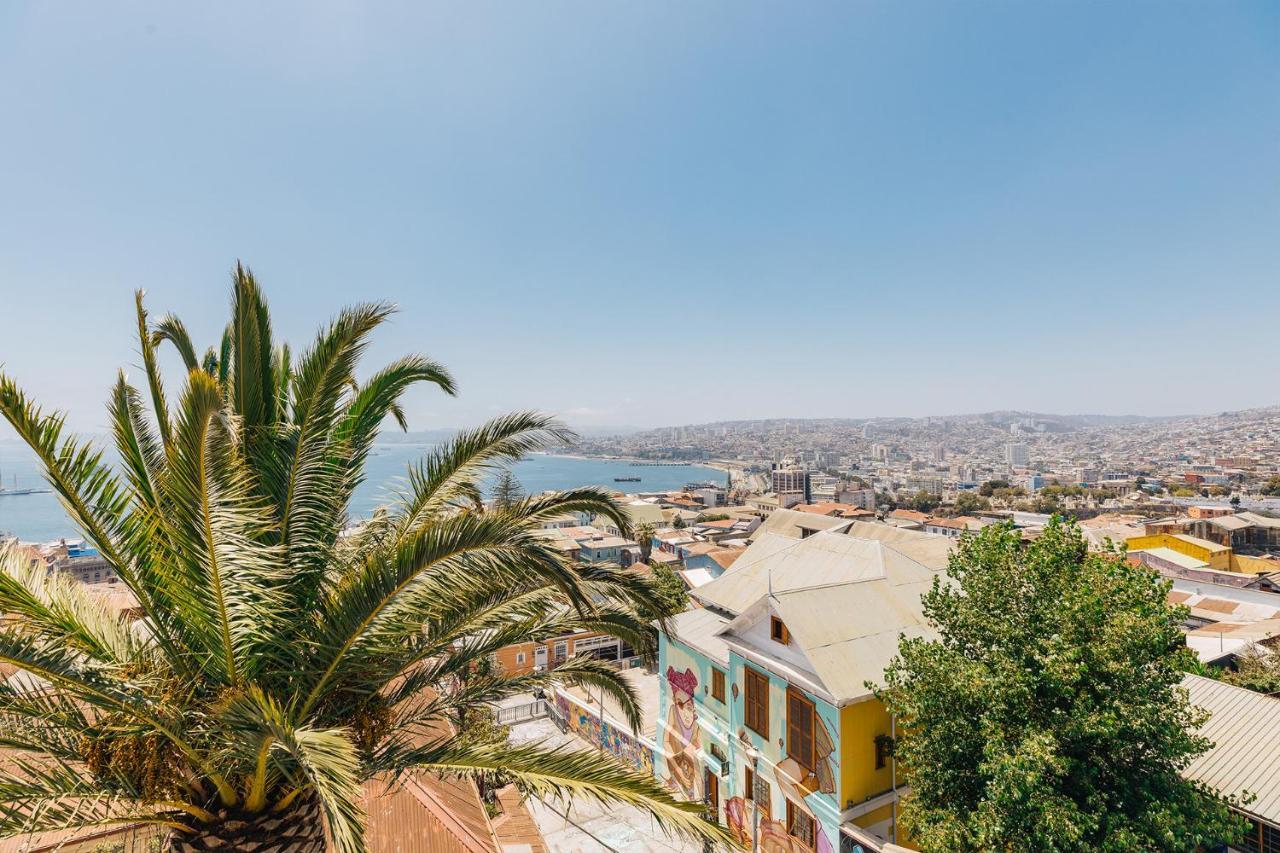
770, 616, 790, 645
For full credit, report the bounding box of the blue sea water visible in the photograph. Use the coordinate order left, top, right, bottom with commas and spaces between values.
0, 441, 724, 543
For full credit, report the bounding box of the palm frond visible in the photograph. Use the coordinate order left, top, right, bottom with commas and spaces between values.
150, 311, 201, 373
0, 545, 136, 664
380, 741, 734, 849
159, 369, 285, 683
392, 412, 576, 540
133, 291, 173, 451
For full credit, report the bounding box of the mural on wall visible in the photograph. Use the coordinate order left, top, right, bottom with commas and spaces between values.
724, 796, 752, 847
730, 663, 843, 853
662, 665, 702, 801
758, 816, 834, 853
554, 691, 655, 775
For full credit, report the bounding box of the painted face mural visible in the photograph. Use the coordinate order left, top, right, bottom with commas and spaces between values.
662, 666, 701, 801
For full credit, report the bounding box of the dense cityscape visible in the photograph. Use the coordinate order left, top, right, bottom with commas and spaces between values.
1, 3, 1276, 853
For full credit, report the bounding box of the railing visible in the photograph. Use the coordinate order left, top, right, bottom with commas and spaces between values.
496, 699, 549, 725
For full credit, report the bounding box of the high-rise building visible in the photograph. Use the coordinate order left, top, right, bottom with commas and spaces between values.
1005, 442, 1030, 468
771, 464, 812, 503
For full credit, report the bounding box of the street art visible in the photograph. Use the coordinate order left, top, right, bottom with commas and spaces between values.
724, 796, 752, 847
553, 691, 655, 775
757, 817, 834, 853
662, 665, 702, 801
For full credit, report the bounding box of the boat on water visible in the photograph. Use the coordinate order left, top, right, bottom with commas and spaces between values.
0, 472, 51, 497
613, 476, 642, 482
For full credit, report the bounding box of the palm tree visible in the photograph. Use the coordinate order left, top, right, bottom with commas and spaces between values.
0, 264, 731, 852
634, 521, 656, 564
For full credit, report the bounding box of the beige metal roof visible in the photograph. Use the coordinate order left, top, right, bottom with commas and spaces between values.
666, 606, 731, 665
748, 508, 850, 541
698, 522, 951, 616
1183, 674, 1280, 826
1173, 533, 1231, 554
1238, 512, 1280, 529
624, 503, 667, 526
705, 524, 951, 704
1143, 546, 1210, 570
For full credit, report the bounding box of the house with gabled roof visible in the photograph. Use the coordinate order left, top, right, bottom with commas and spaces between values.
655, 521, 952, 852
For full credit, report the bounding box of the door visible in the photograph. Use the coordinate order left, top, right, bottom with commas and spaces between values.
704, 768, 719, 821
534, 646, 547, 671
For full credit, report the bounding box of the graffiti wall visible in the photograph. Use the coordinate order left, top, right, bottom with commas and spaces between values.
656, 635, 735, 807
553, 690, 655, 776
727, 655, 842, 853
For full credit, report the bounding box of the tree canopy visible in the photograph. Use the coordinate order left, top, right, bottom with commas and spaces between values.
879, 520, 1248, 851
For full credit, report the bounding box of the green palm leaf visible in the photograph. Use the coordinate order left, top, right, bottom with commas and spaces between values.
0, 265, 728, 852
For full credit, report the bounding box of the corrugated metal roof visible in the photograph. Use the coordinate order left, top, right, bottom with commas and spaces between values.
1183, 674, 1280, 826
1143, 546, 1210, 570
667, 607, 731, 665
747, 508, 849, 541
705, 524, 951, 704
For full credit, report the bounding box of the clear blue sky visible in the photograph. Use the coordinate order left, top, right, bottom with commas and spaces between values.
1, 2, 1276, 434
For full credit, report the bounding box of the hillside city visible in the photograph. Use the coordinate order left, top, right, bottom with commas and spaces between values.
9, 399, 1280, 852
0, 4, 1274, 853
575, 407, 1280, 514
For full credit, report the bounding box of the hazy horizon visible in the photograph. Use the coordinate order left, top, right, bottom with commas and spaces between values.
2, 3, 1276, 436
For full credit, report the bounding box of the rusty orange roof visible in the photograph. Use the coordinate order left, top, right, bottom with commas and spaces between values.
890, 509, 931, 522
709, 547, 746, 570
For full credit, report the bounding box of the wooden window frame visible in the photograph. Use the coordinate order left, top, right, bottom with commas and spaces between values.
786, 686, 816, 772
786, 799, 814, 847
711, 667, 726, 703
770, 616, 790, 645
744, 667, 770, 738
745, 766, 771, 819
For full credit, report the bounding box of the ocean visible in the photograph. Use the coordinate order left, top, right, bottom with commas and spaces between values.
0, 441, 725, 543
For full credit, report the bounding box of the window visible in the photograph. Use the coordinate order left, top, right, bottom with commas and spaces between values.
786, 688, 815, 772
745, 766, 771, 817
744, 667, 769, 738
516, 652, 526, 666
770, 617, 790, 645
786, 799, 814, 848
711, 668, 726, 703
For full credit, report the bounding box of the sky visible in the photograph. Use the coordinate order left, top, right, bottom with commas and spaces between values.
0, 2, 1277, 435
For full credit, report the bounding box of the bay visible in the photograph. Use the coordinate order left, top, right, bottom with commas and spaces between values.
0, 442, 725, 543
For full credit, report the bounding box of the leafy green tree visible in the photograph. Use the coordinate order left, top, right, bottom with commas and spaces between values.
978, 479, 1009, 497
672, 514, 687, 530
648, 560, 689, 618
909, 491, 940, 513
1262, 476, 1280, 497
0, 266, 730, 852
879, 520, 1248, 852
953, 491, 989, 514
1220, 647, 1280, 695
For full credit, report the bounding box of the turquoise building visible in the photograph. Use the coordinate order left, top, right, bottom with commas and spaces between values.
654, 515, 952, 852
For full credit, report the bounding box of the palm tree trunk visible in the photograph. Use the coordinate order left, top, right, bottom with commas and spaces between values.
164, 795, 326, 853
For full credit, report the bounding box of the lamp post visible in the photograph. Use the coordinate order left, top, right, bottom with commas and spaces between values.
744, 742, 761, 853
